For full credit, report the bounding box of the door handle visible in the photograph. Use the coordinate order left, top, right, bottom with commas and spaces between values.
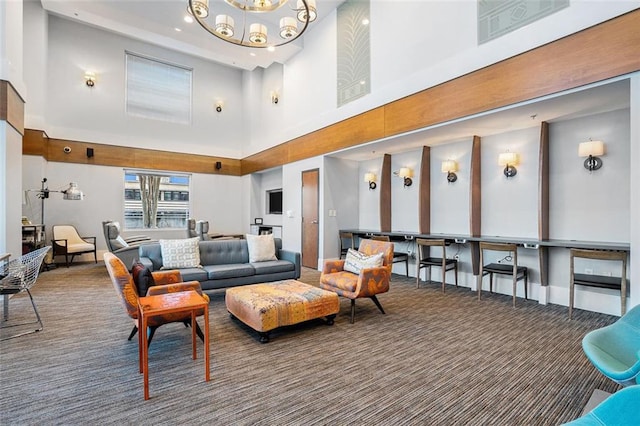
311, 220, 318, 224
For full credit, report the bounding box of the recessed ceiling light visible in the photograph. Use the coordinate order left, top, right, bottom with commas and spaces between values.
267, 46, 275, 52
175, 27, 182, 32
249, 52, 257, 57
362, 18, 370, 25
184, 16, 194, 23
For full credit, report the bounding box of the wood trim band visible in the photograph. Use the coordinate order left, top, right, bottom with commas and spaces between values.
0, 80, 25, 136
24, 131, 241, 176
419, 146, 430, 234
380, 154, 391, 232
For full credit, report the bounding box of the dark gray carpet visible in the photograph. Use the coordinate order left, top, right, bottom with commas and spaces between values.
0, 263, 619, 425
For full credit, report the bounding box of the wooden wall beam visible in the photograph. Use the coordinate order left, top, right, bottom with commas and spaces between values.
469, 135, 482, 238
31, 134, 241, 176
419, 146, 430, 234
380, 154, 391, 232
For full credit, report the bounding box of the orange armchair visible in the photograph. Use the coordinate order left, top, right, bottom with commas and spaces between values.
320, 239, 394, 323
103, 252, 209, 345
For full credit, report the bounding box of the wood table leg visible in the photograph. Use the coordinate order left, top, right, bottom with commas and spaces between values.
204, 304, 210, 382
142, 314, 149, 400
191, 311, 197, 360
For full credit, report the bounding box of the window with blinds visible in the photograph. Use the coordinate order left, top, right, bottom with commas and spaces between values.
125, 52, 192, 124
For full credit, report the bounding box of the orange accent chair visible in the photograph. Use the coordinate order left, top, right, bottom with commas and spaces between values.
103, 252, 209, 345
320, 239, 394, 323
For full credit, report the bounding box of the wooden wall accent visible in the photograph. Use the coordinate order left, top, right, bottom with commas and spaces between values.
241, 10, 640, 174
538, 122, 550, 240
23, 130, 241, 176
241, 107, 385, 175
469, 135, 482, 238
380, 154, 391, 232
419, 146, 431, 234
0, 80, 25, 135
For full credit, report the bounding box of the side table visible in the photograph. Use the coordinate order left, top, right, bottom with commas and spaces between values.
138, 290, 210, 400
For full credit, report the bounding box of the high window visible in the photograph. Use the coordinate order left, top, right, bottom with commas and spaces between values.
124, 170, 191, 230
125, 52, 192, 124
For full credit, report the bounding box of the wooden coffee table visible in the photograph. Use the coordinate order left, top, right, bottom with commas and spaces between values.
225, 280, 340, 343
138, 291, 210, 400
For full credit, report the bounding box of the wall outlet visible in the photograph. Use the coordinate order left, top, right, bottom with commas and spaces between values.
585, 268, 593, 275
454, 255, 460, 260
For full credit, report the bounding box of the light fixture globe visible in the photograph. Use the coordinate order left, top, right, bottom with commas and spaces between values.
187, 0, 209, 18
188, 0, 314, 48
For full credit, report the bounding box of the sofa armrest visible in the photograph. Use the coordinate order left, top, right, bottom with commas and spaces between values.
354, 266, 391, 298
322, 259, 345, 274
146, 281, 209, 303
138, 257, 155, 271
278, 249, 301, 279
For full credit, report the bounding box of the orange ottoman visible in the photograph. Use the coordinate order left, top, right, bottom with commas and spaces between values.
225, 280, 340, 343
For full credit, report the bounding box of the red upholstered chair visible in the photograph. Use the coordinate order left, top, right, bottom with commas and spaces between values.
103, 252, 209, 345
320, 239, 394, 323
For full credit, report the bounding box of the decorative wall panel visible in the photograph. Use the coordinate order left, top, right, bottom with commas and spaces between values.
337, 0, 371, 107
478, 0, 570, 44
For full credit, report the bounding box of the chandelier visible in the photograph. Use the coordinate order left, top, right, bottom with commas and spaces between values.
187, 0, 317, 48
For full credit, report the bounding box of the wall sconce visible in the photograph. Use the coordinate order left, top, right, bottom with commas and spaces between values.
271, 91, 279, 104
215, 101, 223, 113
441, 160, 458, 183
364, 172, 377, 190
498, 152, 519, 178
578, 139, 604, 172
395, 167, 413, 187
84, 71, 96, 87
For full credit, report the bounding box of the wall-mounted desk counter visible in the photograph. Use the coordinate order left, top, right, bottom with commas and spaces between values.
340, 229, 630, 287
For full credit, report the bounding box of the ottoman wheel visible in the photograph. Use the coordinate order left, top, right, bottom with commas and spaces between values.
259, 332, 270, 343
229, 312, 236, 320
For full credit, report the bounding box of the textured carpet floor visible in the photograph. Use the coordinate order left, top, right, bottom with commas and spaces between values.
0, 263, 619, 425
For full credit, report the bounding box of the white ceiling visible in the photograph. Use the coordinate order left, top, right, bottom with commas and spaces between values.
327, 78, 631, 161
41, 0, 346, 71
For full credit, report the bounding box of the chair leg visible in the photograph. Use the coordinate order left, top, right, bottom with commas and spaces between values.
405, 258, 409, 277
183, 319, 205, 342
0, 289, 44, 341
512, 276, 517, 308
441, 267, 446, 293
416, 265, 421, 288
350, 299, 356, 324
370, 295, 386, 315
128, 325, 138, 341
454, 265, 458, 287
147, 326, 158, 346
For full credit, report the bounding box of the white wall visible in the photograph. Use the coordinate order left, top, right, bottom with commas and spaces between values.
250, 1, 639, 157
40, 15, 245, 157
22, 0, 47, 129
21, 158, 244, 261
358, 157, 382, 230
323, 157, 359, 261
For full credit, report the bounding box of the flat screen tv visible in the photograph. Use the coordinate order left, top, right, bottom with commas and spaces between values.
267, 189, 282, 215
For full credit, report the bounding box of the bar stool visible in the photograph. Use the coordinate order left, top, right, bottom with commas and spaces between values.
569, 249, 627, 319
478, 242, 528, 307
370, 235, 409, 277
339, 232, 354, 259
416, 238, 458, 292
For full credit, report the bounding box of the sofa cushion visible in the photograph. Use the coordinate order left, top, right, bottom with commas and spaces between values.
177, 267, 209, 283
205, 264, 255, 280
250, 260, 295, 275
160, 237, 201, 269
246, 234, 277, 263
344, 248, 384, 275
199, 239, 249, 265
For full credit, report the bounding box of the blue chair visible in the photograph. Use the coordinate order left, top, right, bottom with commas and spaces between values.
582, 304, 640, 387
562, 385, 640, 425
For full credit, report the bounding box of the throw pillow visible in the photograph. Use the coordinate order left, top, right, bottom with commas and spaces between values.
130, 261, 155, 296
344, 248, 384, 275
246, 233, 277, 263
159, 237, 201, 269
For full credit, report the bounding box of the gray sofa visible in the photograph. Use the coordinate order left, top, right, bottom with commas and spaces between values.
138, 238, 301, 291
